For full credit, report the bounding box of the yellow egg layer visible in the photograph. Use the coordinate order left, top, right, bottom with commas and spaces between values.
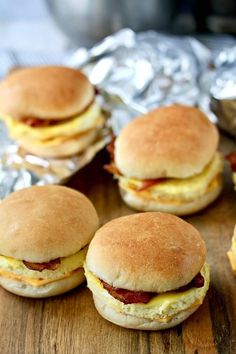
84, 263, 210, 323
18, 128, 100, 148
0, 102, 103, 141
0, 246, 88, 287
118, 153, 223, 203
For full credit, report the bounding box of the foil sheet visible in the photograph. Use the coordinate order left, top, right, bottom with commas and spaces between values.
80, 30, 210, 133
199, 45, 236, 130
0, 28, 235, 196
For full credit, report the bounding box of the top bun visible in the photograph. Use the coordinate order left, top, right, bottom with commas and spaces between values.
86, 212, 206, 293
0, 186, 99, 262
115, 105, 219, 179
0, 66, 94, 120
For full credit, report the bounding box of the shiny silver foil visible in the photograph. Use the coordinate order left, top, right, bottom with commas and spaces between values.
80, 30, 210, 133
199, 44, 236, 130
0, 28, 234, 196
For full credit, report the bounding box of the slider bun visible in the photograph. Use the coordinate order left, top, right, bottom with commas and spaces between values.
86, 212, 206, 293
18, 129, 98, 158
115, 105, 219, 179
0, 66, 94, 120
0, 269, 85, 298
93, 295, 200, 330
0, 185, 99, 262
119, 182, 222, 216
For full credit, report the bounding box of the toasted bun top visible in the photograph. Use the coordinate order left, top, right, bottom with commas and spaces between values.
115, 105, 219, 179
86, 212, 206, 293
0, 66, 94, 120
0, 186, 99, 262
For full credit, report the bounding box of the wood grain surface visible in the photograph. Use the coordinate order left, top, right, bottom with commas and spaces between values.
0, 134, 236, 354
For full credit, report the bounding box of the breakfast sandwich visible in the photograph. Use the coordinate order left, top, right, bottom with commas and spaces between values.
0, 66, 105, 158
85, 212, 210, 330
226, 151, 236, 189
105, 104, 223, 215
0, 185, 99, 297
227, 226, 236, 274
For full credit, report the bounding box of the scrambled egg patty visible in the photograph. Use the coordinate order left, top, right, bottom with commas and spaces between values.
0, 102, 102, 141
0, 247, 88, 287
85, 263, 210, 323
119, 153, 223, 203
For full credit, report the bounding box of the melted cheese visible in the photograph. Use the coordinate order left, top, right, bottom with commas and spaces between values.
0, 247, 88, 287
0, 102, 103, 141
228, 238, 236, 273
119, 153, 223, 203
84, 263, 210, 322
233, 173, 236, 190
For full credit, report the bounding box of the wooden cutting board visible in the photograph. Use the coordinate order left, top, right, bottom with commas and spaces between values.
0, 133, 236, 354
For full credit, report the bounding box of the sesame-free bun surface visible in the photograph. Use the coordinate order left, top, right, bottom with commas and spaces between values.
0, 268, 85, 298
0, 66, 94, 120
0, 185, 99, 262
93, 295, 201, 330
86, 212, 206, 293
115, 105, 219, 179
119, 182, 222, 215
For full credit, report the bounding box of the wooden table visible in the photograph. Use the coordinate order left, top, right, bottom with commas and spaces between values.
0, 134, 236, 354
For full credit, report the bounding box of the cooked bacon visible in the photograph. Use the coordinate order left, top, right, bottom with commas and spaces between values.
104, 163, 122, 176
191, 272, 205, 288
101, 272, 204, 305
106, 136, 116, 161
23, 258, 61, 272
177, 272, 205, 292
20, 117, 61, 127
137, 178, 166, 191
101, 280, 155, 304
226, 151, 236, 172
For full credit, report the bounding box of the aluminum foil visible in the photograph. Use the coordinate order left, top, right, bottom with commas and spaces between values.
198, 44, 236, 131
1, 28, 234, 196
80, 30, 210, 133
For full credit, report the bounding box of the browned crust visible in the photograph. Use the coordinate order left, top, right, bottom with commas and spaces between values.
0, 66, 94, 120
86, 212, 206, 293
115, 105, 219, 179
0, 185, 99, 262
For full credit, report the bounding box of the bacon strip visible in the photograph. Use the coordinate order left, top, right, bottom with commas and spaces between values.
23, 258, 61, 272
137, 178, 166, 191
101, 280, 154, 304
101, 272, 204, 305
226, 151, 236, 172
104, 163, 122, 176
106, 137, 115, 161
20, 117, 55, 127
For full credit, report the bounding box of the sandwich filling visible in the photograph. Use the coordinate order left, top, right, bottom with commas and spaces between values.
226, 151, 236, 189
84, 263, 210, 323
0, 101, 104, 149
105, 140, 223, 204
227, 237, 236, 272
0, 246, 88, 287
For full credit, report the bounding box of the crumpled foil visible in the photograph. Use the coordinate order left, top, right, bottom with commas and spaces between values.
0, 28, 235, 197
81, 30, 211, 134
198, 45, 236, 131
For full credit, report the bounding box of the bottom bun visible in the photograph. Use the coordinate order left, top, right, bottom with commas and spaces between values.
119, 183, 222, 216
17, 129, 98, 158
0, 269, 85, 298
93, 295, 200, 330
